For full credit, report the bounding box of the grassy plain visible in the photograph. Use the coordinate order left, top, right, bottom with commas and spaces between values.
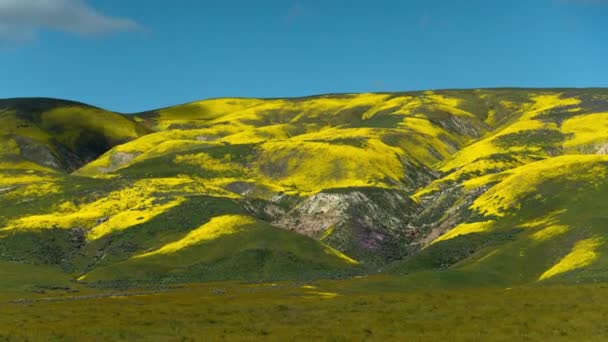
1, 275, 608, 341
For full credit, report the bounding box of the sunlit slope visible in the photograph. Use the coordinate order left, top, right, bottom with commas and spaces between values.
81, 90, 608, 194
75, 89, 608, 266
391, 155, 608, 284
410, 90, 608, 244
0, 180, 357, 284
72, 90, 533, 265
0, 98, 148, 173
2, 88, 608, 286
80, 214, 358, 284
415, 91, 608, 197
391, 89, 608, 283
78, 91, 506, 192
440, 93, 608, 173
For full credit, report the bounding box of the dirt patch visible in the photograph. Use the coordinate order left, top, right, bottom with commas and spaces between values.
99, 151, 141, 173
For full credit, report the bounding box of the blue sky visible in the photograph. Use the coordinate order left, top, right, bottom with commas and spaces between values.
1, 0, 607, 112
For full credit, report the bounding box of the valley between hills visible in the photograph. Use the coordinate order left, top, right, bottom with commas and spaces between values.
1, 88, 608, 340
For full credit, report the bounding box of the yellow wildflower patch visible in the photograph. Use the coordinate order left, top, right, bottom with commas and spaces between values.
539, 237, 604, 280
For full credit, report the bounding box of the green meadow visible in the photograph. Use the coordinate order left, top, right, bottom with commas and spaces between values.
2, 275, 608, 341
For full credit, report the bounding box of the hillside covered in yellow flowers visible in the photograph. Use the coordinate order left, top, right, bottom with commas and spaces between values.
1, 88, 608, 288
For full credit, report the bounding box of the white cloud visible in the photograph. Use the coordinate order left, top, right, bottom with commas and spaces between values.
0, 0, 140, 43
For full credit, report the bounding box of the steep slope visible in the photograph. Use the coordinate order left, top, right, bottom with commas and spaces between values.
75, 89, 608, 264
73, 90, 522, 264
387, 89, 608, 283
1, 88, 608, 287
0, 179, 357, 284
389, 155, 608, 284
79, 214, 358, 284
78, 92, 495, 191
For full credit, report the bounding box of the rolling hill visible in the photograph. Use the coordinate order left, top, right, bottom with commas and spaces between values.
1, 88, 607, 288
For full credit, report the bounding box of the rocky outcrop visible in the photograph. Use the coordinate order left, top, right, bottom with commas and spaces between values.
273, 188, 419, 265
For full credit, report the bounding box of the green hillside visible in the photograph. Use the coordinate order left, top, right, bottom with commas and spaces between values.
1, 89, 608, 289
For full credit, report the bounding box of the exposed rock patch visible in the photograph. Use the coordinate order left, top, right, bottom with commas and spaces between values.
273, 188, 418, 264
13, 135, 62, 169
98, 152, 141, 173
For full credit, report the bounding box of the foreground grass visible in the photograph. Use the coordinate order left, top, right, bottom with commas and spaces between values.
1, 276, 608, 341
